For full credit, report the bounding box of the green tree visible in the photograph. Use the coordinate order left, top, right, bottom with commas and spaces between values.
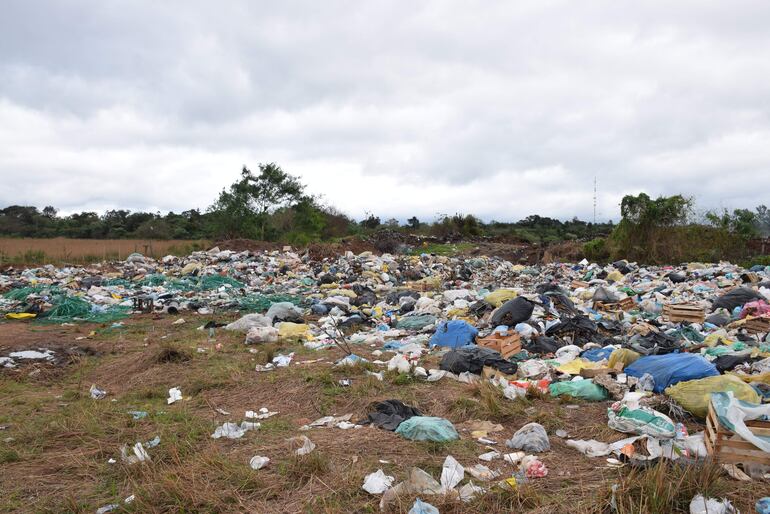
407, 216, 420, 229
705, 208, 758, 239
209, 163, 305, 240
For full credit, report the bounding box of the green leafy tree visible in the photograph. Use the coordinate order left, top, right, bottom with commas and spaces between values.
209, 163, 305, 240
705, 208, 758, 239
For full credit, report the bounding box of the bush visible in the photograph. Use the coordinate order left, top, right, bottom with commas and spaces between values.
583, 238, 608, 262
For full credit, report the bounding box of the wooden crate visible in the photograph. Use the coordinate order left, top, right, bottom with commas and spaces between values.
744, 316, 770, 334
662, 303, 705, 323
476, 332, 521, 359
593, 297, 635, 312
571, 280, 590, 289
704, 400, 770, 465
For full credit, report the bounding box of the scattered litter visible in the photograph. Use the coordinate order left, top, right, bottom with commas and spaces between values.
506, 423, 550, 452
89, 384, 106, 399
287, 435, 316, 455
362, 469, 395, 494
689, 494, 737, 514
166, 387, 182, 404
249, 455, 270, 470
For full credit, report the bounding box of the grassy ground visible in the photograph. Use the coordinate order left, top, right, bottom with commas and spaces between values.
0, 315, 766, 513
0, 238, 209, 265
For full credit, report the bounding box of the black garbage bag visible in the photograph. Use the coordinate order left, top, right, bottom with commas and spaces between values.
352, 291, 377, 307
469, 300, 492, 317
667, 272, 687, 284
523, 335, 565, 354
705, 311, 730, 326
545, 315, 598, 345
714, 354, 759, 373
365, 400, 422, 431
440, 346, 518, 375
490, 297, 534, 326
627, 332, 680, 355
549, 293, 579, 316
535, 283, 566, 295
711, 287, 764, 312
318, 273, 336, 285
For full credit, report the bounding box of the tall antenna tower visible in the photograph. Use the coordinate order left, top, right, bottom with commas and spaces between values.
593, 176, 597, 225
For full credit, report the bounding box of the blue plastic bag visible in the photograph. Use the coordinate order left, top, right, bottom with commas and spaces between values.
624, 353, 718, 393
409, 499, 439, 514
581, 347, 614, 362
430, 320, 478, 349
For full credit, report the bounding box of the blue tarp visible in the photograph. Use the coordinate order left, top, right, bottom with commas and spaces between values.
625, 353, 719, 393
429, 320, 478, 349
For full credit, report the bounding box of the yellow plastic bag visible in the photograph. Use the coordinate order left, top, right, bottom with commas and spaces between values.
608, 348, 640, 370
727, 371, 770, 385
484, 289, 518, 307
606, 270, 624, 283
327, 289, 357, 298
181, 262, 202, 275
703, 330, 733, 347
278, 322, 312, 341
665, 375, 760, 418
557, 358, 602, 375
5, 312, 36, 320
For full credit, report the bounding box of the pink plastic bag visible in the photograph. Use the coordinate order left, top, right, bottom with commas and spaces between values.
740, 300, 770, 319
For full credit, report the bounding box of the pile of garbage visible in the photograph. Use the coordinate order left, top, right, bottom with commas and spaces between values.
3, 247, 770, 505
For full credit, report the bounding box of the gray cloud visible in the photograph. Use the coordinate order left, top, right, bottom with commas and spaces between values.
1, 0, 769, 222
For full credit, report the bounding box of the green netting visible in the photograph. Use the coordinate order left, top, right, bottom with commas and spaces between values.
237, 294, 303, 312
138, 274, 170, 287
37, 296, 131, 324
196, 275, 245, 290
102, 278, 133, 287
3, 286, 59, 301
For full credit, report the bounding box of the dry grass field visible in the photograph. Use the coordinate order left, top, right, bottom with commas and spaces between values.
1, 314, 767, 513
0, 238, 209, 265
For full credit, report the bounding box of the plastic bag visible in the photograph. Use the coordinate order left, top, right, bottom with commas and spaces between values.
607, 348, 640, 369
245, 326, 279, 344
484, 289, 518, 307
395, 416, 459, 442
665, 375, 761, 418
409, 499, 439, 514
225, 313, 271, 332
625, 353, 719, 393
490, 297, 534, 326
549, 380, 609, 401
506, 422, 550, 452
440, 455, 464, 491
607, 405, 675, 438
689, 495, 737, 514
277, 322, 311, 341
362, 469, 394, 494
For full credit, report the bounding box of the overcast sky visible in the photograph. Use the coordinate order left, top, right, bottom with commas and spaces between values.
1, 1, 769, 222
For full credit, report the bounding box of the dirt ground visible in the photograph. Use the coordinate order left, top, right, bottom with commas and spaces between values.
1, 315, 767, 513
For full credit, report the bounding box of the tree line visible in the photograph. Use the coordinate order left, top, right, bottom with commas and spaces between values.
0, 163, 615, 244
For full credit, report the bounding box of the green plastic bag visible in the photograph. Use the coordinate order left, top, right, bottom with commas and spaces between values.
395, 416, 458, 442
549, 380, 609, 401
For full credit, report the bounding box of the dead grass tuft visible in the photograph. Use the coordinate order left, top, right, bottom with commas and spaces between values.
278, 452, 330, 487
152, 345, 192, 364
598, 460, 729, 514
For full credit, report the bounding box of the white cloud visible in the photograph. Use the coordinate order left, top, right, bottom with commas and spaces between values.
1, 0, 770, 222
